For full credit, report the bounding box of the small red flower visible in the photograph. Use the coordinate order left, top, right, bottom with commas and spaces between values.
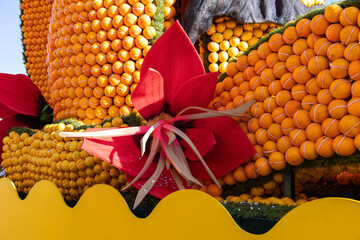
72, 22, 255, 206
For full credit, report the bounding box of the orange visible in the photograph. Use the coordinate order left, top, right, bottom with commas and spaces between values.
324, 4, 343, 23
307, 32, 322, 49
247, 118, 261, 133
269, 151, 286, 170
280, 73, 296, 90
329, 79, 351, 99
348, 60, 360, 80
339, 115, 360, 137
267, 123, 283, 141
277, 136, 292, 154
315, 136, 335, 157
300, 49, 316, 65
293, 109, 311, 129
244, 67, 256, 81
138, 14, 152, 29
282, 26, 298, 45
310, 15, 330, 35
291, 84, 307, 101
328, 99, 348, 119
255, 128, 269, 145
279, 117, 294, 135
300, 141, 318, 160
250, 102, 265, 118
249, 76, 262, 91
339, 6, 359, 26
258, 42, 272, 59
308, 56, 330, 75
254, 86, 270, 102
317, 89, 334, 105
322, 118, 340, 138
325, 23, 343, 42
332, 135, 356, 156
344, 43, 360, 62
305, 78, 321, 96
292, 38, 309, 55
260, 68, 276, 86
254, 157, 272, 176
243, 162, 259, 179
340, 26, 360, 45
293, 65, 313, 84
280, 100, 301, 117
296, 19, 311, 38
269, 80, 283, 96
259, 113, 274, 129
285, 147, 304, 166
305, 123, 323, 142
232, 166, 248, 182
236, 55, 249, 71
309, 104, 329, 124
272, 107, 286, 124
348, 97, 360, 116
273, 62, 288, 78
285, 55, 301, 72
255, 60, 267, 75
268, 33, 285, 52
263, 96, 278, 113
266, 53, 279, 68
275, 90, 292, 107
314, 38, 331, 56
247, 50, 261, 66
278, 45, 293, 62
289, 128, 307, 147
316, 69, 334, 89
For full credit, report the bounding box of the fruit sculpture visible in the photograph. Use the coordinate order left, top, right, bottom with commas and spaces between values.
1, 117, 135, 201
207, 2, 360, 202
20, 0, 53, 103
200, 19, 280, 73
21, 0, 177, 124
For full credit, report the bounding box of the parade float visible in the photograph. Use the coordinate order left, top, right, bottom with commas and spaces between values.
2, 0, 360, 239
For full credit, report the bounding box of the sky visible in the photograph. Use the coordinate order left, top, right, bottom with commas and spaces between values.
0, 0, 338, 76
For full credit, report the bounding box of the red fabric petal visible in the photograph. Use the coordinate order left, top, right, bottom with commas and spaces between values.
0, 102, 17, 119
140, 21, 205, 108
126, 167, 191, 199
131, 69, 165, 120
180, 128, 216, 161
81, 127, 158, 178
0, 116, 30, 162
188, 117, 256, 179
168, 72, 218, 116
0, 73, 42, 117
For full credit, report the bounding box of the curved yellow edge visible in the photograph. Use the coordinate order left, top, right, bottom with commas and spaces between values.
0, 178, 359, 240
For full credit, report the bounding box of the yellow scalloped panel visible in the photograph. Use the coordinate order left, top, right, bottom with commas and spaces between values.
0, 177, 360, 240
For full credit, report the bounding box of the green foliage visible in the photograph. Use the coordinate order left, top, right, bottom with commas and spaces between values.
151, 0, 165, 44
222, 201, 295, 220
40, 104, 53, 126
7, 127, 36, 136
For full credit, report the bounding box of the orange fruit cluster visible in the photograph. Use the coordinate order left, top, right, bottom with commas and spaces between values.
20, 0, 53, 102
1, 119, 131, 201
200, 17, 280, 73
44, 0, 176, 124
211, 4, 360, 181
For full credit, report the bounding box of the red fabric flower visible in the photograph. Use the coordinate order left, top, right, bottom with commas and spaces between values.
77, 22, 255, 204
0, 73, 42, 161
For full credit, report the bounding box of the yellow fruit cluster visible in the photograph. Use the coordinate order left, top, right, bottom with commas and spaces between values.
21, 0, 53, 103
200, 17, 279, 73
211, 4, 360, 182
1, 118, 132, 201
223, 193, 314, 206
44, 0, 176, 124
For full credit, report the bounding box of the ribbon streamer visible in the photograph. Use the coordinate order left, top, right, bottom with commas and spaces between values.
60, 100, 255, 209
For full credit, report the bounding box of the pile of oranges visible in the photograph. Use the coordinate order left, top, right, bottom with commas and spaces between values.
20, 0, 177, 124
1, 118, 134, 201
200, 17, 279, 73
20, 0, 53, 103
210, 4, 360, 185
